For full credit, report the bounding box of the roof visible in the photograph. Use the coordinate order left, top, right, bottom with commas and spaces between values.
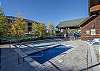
80, 15, 98, 27
6, 16, 40, 24
56, 18, 86, 29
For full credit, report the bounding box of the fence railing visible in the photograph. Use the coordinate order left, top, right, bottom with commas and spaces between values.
80, 63, 100, 71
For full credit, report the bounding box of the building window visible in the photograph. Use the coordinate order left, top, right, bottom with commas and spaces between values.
86, 30, 90, 35
91, 29, 96, 35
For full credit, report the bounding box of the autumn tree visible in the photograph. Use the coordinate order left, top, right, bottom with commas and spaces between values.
9, 17, 25, 37
32, 23, 39, 38
38, 23, 46, 38
0, 7, 6, 35
32, 23, 46, 38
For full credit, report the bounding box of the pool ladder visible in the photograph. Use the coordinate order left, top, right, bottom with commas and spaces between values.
13, 43, 44, 64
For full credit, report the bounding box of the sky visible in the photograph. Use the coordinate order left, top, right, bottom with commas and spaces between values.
0, 0, 88, 26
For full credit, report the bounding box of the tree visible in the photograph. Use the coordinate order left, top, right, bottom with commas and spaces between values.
38, 23, 46, 37
0, 7, 6, 35
9, 17, 25, 37
32, 23, 46, 38
32, 23, 40, 38
47, 22, 55, 36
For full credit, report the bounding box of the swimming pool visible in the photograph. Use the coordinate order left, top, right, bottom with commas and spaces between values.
28, 45, 71, 64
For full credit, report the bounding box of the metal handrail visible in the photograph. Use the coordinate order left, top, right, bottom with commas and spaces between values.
80, 43, 100, 71
80, 63, 100, 71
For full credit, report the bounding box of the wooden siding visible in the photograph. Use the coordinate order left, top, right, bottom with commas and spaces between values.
90, 0, 100, 8
81, 15, 100, 40
90, 5, 100, 12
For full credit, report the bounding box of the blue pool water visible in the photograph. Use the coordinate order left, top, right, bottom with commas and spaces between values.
28, 45, 71, 64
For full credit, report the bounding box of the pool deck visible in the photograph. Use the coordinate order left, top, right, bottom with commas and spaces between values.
1, 40, 100, 71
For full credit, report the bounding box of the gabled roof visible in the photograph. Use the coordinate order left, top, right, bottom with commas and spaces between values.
80, 15, 98, 27
56, 18, 86, 29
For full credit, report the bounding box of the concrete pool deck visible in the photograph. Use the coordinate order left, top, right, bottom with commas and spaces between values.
1, 40, 100, 71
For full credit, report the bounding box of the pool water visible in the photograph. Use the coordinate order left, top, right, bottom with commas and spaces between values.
28, 45, 71, 64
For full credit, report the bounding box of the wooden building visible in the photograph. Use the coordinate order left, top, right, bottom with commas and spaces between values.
80, 0, 100, 40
